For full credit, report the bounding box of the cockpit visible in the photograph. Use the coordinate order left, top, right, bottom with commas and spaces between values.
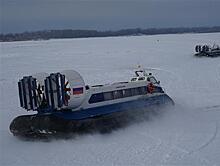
128, 67, 160, 84
131, 77, 146, 82
147, 76, 158, 84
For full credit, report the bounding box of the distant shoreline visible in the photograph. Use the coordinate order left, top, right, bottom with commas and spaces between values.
1, 26, 220, 42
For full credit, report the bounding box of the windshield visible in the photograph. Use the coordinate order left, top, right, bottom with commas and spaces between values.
149, 77, 157, 84
131, 78, 137, 81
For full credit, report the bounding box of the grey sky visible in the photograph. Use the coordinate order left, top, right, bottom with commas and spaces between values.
1, 0, 220, 34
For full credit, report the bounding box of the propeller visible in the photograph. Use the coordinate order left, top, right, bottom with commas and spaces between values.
63, 79, 71, 106
36, 82, 44, 105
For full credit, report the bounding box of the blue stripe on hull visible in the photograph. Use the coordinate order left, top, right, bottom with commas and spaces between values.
52, 94, 174, 120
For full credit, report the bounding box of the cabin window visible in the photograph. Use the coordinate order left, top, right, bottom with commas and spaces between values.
136, 87, 143, 95
131, 88, 140, 96
154, 86, 163, 93
88, 86, 148, 104
139, 86, 147, 94
88, 93, 104, 103
122, 89, 132, 97
131, 78, 137, 82
149, 77, 157, 84
113, 90, 123, 99
103, 91, 113, 101
137, 87, 142, 95
138, 77, 145, 81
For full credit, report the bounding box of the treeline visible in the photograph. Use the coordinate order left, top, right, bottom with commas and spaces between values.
1, 26, 220, 42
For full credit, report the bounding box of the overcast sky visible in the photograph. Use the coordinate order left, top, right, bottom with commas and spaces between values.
1, 0, 220, 34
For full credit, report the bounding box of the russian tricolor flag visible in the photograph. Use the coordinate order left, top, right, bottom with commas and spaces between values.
72, 87, 83, 95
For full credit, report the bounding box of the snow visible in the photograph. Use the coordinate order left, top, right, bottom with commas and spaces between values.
1, 33, 220, 166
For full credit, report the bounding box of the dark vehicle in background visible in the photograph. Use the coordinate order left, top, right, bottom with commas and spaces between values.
194, 44, 220, 57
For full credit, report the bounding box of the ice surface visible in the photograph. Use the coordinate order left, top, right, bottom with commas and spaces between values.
1, 33, 220, 166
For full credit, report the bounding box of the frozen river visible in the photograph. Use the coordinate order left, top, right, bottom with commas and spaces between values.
1, 33, 220, 166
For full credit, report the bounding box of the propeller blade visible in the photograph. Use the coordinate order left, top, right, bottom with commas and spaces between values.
65, 81, 69, 86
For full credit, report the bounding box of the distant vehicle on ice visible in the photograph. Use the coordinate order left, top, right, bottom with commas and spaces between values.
194, 44, 220, 57
10, 68, 174, 137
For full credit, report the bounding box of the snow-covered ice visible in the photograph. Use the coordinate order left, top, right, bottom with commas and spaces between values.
0, 33, 220, 166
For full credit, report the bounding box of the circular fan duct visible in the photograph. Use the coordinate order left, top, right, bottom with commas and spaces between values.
44, 70, 86, 110
18, 72, 49, 111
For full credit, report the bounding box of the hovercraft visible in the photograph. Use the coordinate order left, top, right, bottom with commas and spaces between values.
194, 44, 220, 57
10, 69, 174, 137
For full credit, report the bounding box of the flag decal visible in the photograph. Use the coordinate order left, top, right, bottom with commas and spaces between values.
72, 87, 83, 95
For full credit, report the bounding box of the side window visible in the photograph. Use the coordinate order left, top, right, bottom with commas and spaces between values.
137, 87, 142, 94
103, 91, 113, 101
122, 89, 132, 97
149, 77, 157, 84
131, 88, 139, 96
154, 86, 163, 93
137, 87, 146, 95
131, 87, 147, 96
88, 87, 148, 104
140, 86, 147, 94
88, 93, 104, 103
131, 78, 137, 82
113, 90, 123, 99
138, 77, 145, 81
